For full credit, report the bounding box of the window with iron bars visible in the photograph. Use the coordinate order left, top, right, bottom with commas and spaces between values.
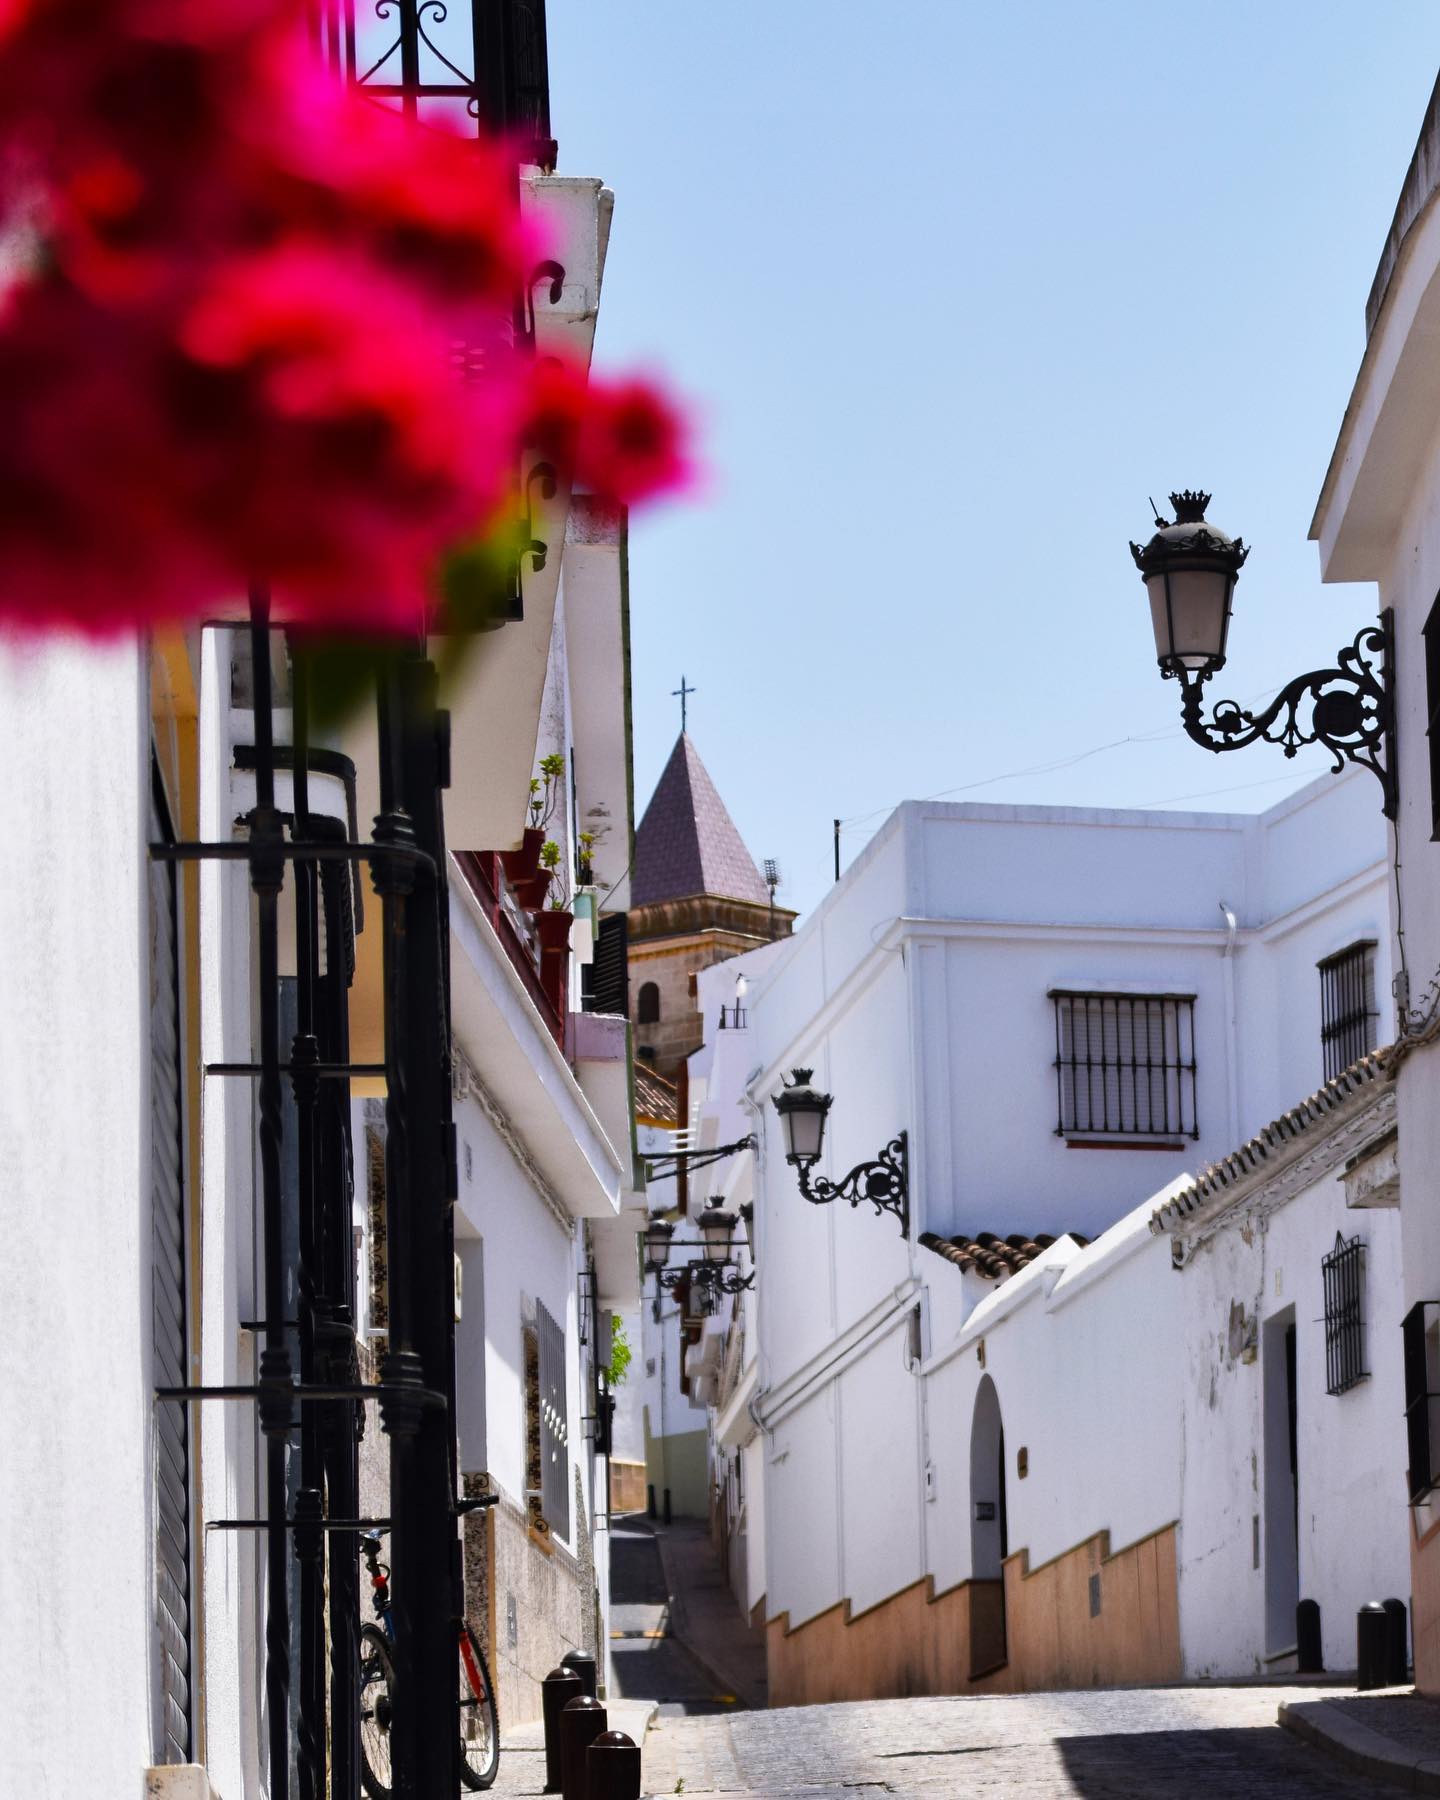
1318, 941, 1378, 1083
1321, 1232, 1368, 1395
1051, 992, 1198, 1141
1403, 1300, 1440, 1503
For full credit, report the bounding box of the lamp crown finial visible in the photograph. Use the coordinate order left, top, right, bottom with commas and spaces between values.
786, 1068, 813, 1087
1169, 490, 1211, 524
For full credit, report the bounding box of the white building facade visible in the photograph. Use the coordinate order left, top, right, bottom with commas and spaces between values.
687, 771, 1403, 1702
0, 144, 651, 1800
1311, 68, 1440, 1698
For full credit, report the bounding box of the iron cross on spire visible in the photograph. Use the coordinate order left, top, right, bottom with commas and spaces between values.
672, 674, 696, 733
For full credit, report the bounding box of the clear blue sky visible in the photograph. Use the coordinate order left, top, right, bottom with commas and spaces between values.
549, 1, 1440, 919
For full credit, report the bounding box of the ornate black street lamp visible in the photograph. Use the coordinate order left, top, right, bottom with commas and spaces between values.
643, 1210, 754, 1311
1131, 491, 1396, 818
771, 1069, 909, 1237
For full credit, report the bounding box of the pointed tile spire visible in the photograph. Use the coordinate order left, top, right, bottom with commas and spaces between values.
633, 734, 770, 908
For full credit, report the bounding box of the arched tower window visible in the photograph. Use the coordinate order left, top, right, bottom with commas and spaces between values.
637, 982, 661, 1025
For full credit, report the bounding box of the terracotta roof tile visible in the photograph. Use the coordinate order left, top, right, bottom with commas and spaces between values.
1150, 1045, 1391, 1234
633, 734, 769, 908
634, 1061, 679, 1127
918, 1229, 1088, 1281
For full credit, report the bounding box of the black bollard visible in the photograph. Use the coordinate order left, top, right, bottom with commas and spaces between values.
663, 1487, 672, 1526
1297, 1598, 1324, 1673
587, 1730, 642, 1800
647, 1483, 656, 1520
541, 1667, 584, 1793
1358, 1601, 1389, 1690
562, 1647, 598, 1699
560, 1694, 607, 1800
1383, 1597, 1410, 1686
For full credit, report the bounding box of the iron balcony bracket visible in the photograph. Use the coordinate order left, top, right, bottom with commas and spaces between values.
644, 1134, 756, 1184
207, 1061, 386, 1080
150, 837, 437, 876
208, 1517, 394, 1533
156, 1382, 447, 1408
1170, 609, 1397, 820
797, 1129, 909, 1237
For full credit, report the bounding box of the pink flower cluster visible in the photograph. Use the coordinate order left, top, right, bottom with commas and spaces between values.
0, 0, 689, 634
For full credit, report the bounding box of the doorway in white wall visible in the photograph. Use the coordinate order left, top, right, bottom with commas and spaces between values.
969, 1375, 1008, 1677
1263, 1307, 1300, 1656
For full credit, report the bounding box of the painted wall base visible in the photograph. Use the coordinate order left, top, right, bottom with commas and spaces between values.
145, 1770, 222, 1800
767, 1525, 1180, 1707
1412, 1516, 1440, 1692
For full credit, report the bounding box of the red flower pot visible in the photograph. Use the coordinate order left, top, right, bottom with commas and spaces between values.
500, 827, 545, 886
514, 870, 552, 911
536, 909, 573, 955
536, 909, 573, 1022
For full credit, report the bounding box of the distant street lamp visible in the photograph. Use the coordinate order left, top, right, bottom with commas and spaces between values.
644, 1210, 753, 1309
772, 1070, 909, 1237
1130, 490, 1396, 818
643, 1218, 674, 1271
700, 1207, 737, 1264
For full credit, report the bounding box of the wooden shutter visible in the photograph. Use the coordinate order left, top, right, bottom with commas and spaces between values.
536, 1301, 570, 1540
150, 771, 192, 1762
584, 912, 628, 1017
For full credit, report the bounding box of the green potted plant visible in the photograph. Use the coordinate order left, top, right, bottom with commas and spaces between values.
504, 754, 566, 887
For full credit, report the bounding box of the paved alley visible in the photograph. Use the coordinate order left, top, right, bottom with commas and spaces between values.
609, 1515, 755, 1717
640, 1687, 1402, 1798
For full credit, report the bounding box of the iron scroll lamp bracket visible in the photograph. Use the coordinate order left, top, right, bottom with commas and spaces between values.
653, 1259, 755, 1297
1169, 612, 1397, 820
1129, 493, 1397, 820
643, 1134, 756, 1184
795, 1131, 909, 1237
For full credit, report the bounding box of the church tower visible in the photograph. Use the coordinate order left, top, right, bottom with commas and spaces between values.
628, 733, 795, 1076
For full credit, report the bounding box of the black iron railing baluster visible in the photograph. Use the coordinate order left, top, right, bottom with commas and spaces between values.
248, 588, 294, 1800
288, 650, 326, 1800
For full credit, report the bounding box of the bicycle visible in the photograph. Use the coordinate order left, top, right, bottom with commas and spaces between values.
358, 1500, 501, 1795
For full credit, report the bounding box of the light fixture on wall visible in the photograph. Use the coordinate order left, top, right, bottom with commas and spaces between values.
642, 1133, 755, 1184
1130, 491, 1396, 817
771, 1069, 909, 1237
643, 1207, 754, 1302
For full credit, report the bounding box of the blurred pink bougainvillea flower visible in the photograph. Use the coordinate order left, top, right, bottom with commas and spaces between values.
0, 0, 690, 635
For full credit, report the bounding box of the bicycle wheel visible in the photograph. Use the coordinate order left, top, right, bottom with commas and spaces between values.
359, 1623, 396, 1799
457, 1620, 500, 1790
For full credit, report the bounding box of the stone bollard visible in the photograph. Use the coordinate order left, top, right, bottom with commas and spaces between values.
541, 1666, 584, 1793
1383, 1597, 1410, 1686
562, 1646, 599, 1698
1357, 1601, 1389, 1690
587, 1730, 642, 1800
1296, 1598, 1324, 1674
560, 1694, 608, 1800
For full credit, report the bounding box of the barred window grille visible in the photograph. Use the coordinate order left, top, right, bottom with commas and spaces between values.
1321, 1232, 1368, 1395
1051, 992, 1198, 1140
1403, 1300, 1440, 1502
536, 1300, 570, 1541
1319, 941, 1378, 1082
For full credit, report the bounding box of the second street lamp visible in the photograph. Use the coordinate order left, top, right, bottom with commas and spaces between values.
1131, 490, 1396, 818
772, 1069, 909, 1237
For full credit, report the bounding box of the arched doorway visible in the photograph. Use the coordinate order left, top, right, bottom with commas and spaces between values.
969, 1375, 1008, 1676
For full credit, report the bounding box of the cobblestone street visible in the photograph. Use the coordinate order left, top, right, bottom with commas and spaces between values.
639, 1687, 1398, 1797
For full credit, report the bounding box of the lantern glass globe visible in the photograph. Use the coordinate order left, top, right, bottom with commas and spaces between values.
773, 1069, 832, 1168
644, 1219, 673, 1270
700, 1209, 735, 1265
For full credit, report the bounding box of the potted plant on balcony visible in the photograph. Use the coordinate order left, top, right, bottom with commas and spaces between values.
502, 754, 568, 889
577, 829, 597, 887
534, 842, 573, 1016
